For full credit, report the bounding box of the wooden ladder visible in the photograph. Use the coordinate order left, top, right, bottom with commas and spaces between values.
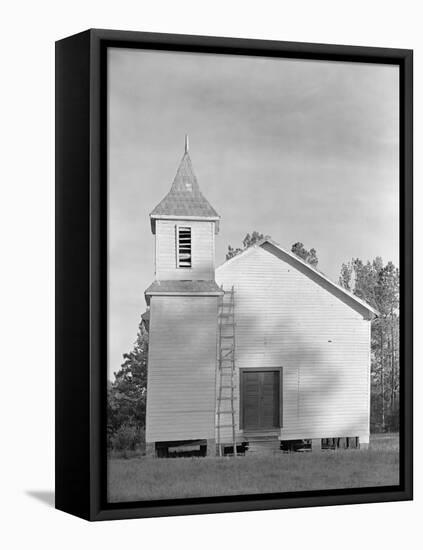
216, 286, 237, 457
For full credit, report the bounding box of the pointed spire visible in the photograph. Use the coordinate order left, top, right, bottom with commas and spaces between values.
149, 140, 220, 234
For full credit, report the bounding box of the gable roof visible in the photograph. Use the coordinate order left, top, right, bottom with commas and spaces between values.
217, 238, 378, 319
150, 151, 220, 233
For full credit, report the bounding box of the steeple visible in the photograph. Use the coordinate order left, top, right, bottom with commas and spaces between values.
150, 138, 220, 234
144, 138, 223, 457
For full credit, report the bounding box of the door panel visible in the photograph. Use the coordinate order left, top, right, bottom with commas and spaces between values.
242, 370, 280, 430
243, 372, 261, 430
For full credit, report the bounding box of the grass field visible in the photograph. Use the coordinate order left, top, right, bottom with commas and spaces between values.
107, 433, 399, 503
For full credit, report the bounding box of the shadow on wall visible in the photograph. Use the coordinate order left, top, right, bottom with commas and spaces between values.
145, 296, 369, 442
230, 306, 360, 438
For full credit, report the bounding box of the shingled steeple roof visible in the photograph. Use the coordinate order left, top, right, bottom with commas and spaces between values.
150, 137, 220, 233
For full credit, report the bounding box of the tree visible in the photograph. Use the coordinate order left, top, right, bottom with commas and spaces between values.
291, 242, 319, 267
339, 262, 353, 291
339, 257, 399, 433
226, 231, 269, 260
373, 262, 400, 432
107, 316, 149, 450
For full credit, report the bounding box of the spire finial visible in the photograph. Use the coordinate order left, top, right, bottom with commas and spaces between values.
185, 134, 189, 154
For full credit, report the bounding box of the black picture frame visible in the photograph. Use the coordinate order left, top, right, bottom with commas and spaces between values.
55, 28, 413, 521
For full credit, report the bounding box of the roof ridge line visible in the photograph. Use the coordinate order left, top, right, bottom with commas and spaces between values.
216, 240, 378, 316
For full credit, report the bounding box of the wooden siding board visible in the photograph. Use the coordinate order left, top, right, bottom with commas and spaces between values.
155, 220, 215, 280
216, 246, 371, 443
146, 295, 218, 442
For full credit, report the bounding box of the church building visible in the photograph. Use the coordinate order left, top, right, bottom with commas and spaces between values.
144, 140, 377, 457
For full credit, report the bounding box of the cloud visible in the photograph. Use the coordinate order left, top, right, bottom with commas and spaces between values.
108, 48, 399, 378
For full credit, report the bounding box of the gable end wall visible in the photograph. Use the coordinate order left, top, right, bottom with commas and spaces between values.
216, 247, 371, 442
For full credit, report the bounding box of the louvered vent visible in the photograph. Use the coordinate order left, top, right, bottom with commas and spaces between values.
177, 226, 192, 268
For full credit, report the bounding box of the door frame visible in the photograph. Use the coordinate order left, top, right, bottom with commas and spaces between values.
239, 367, 283, 431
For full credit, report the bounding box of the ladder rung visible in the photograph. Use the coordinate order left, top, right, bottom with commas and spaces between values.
221, 335, 234, 339
221, 385, 234, 389
218, 397, 237, 401
218, 424, 235, 428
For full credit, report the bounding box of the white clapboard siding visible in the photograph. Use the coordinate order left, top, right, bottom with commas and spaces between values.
155, 219, 215, 280
216, 245, 371, 443
146, 295, 218, 442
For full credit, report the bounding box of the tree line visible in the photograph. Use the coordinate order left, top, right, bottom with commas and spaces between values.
339, 258, 399, 432
107, 233, 399, 451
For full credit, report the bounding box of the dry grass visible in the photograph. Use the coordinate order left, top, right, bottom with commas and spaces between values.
107, 433, 399, 503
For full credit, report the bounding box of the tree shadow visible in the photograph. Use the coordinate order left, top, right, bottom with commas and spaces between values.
232, 307, 343, 441
216, 249, 372, 443
25, 490, 55, 508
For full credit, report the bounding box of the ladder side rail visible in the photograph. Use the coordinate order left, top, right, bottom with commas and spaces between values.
231, 287, 237, 457
217, 291, 224, 456
216, 286, 237, 457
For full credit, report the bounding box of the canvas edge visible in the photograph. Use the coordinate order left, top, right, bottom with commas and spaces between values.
55, 28, 413, 522
55, 29, 92, 520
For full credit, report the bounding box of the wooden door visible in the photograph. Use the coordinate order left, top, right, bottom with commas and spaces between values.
242, 370, 280, 431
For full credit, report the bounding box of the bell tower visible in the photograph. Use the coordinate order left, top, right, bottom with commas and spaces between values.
145, 138, 223, 456
149, 136, 220, 282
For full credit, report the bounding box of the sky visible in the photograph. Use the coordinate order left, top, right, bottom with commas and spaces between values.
108, 47, 399, 379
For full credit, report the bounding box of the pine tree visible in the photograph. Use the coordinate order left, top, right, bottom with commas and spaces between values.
339, 262, 353, 290
339, 257, 399, 433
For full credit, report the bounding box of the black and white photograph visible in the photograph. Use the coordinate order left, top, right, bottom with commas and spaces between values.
2, 0, 421, 543
106, 46, 401, 503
